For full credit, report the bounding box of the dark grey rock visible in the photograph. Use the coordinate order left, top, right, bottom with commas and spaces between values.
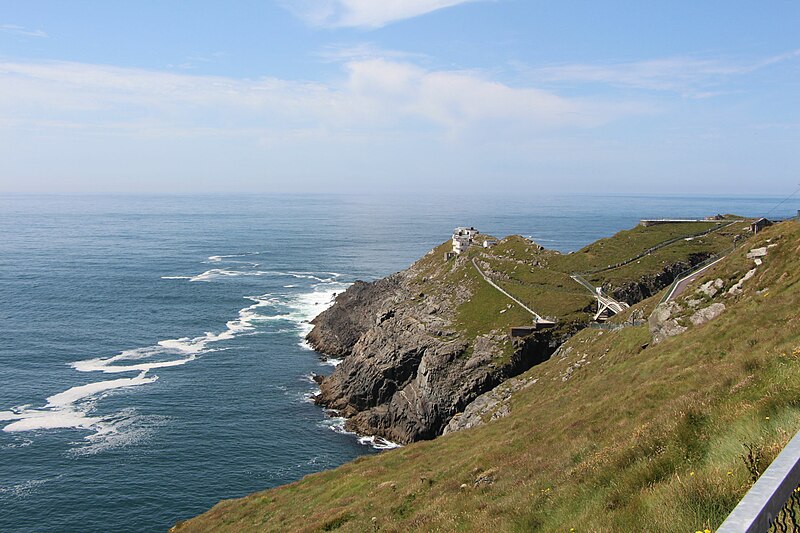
307, 263, 559, 444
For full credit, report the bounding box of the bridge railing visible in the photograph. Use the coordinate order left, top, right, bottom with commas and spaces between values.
571, 273, 628, 311
718, 430, 800, 533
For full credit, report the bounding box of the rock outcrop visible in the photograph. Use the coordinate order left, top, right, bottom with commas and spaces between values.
648, 301, 688, 343
443, 374, 538, 434
307, 257, 561, 444
648, 243, 772, 343
609, 252, 711, 304
307, 232, 749, 443
306, 275, 402, 357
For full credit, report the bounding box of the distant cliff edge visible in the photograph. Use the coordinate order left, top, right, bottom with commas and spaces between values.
307, 249, 563, 444
306, 221, 746, 444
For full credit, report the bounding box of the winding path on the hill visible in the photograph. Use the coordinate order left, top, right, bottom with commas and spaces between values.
471, 257, 549, 324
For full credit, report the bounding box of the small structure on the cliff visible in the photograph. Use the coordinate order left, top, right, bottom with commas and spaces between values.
483, 238, 498, 248
509, 321, 555, 337
451, 227, 478, 255
750, 218, 772, 234
639, 218, 707, 227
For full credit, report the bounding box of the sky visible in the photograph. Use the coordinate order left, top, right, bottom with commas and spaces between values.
0, 1, 799, 195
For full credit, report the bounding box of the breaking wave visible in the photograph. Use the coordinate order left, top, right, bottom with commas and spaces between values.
162, 265, 343, 284
320, 414, 403, 450
0, 255, 349, 454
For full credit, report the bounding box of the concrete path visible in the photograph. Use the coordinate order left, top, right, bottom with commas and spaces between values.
471, 257, 548, 324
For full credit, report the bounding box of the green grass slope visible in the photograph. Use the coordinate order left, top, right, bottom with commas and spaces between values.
403, 221, 751, 343
174, 221, 800, 532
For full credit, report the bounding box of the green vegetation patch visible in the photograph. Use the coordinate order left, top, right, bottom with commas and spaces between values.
173, 221, 800, 533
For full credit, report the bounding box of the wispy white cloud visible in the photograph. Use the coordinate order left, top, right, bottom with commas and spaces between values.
282, 0, 485, 28
167, 51, 227, 70
0, 58, 641, 141
0, 24, 48, 38
531, 50, 800, 97
316, 42, 428, 63
0, 57, 655, 193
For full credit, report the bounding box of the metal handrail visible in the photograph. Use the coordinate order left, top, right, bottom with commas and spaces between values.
657, 243, 738, 305
718, 430, 800, 532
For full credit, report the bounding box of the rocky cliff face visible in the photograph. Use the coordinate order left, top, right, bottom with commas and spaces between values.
306, 275, 402, 358
607, 252, 711, 304
307, 238, 724, 444
307, 257, 560, 444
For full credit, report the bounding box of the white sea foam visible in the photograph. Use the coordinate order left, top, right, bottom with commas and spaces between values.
298, 339, 315, 351
162, 267, 344, 284
46, 372, 157, 407
302, 390, 320, 403
254, 282, 348, 343
2, 437, 33, 449
72, 354, 196, 374
71, 294, 279, 375
291, 285, 347, 336
2, 259, 350, 455
0, 475, 62, 498
206, 252, 265, 263
320, 415, 402, 450
68, 409, 167, 457
357, 435, 403, 450
0, 372, 156, 433
0, 288, 268, 441
322, 414, 349, 434
189, 268, 261, 282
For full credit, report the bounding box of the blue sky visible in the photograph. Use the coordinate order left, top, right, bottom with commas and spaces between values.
1, 1, 799, 194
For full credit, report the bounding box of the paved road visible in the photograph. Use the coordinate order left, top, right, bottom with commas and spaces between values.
664, 255, 727, 302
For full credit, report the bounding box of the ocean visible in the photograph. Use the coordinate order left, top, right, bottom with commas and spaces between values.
0, 193, 792, 532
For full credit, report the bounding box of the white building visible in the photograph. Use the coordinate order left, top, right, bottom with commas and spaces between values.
452, 226, 479, 254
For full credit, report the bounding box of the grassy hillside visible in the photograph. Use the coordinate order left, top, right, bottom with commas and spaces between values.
174, 221, 800, 532
405, 220, 751, 339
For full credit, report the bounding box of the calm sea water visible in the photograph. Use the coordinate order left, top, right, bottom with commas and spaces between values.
0, 193, 792, 532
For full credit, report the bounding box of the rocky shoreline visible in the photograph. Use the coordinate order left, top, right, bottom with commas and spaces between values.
305, 229, 739, 445
305, 244, 572, 444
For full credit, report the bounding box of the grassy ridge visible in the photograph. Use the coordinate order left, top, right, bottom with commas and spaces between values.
448, 221, 751, 333
175, 221, 800, 532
